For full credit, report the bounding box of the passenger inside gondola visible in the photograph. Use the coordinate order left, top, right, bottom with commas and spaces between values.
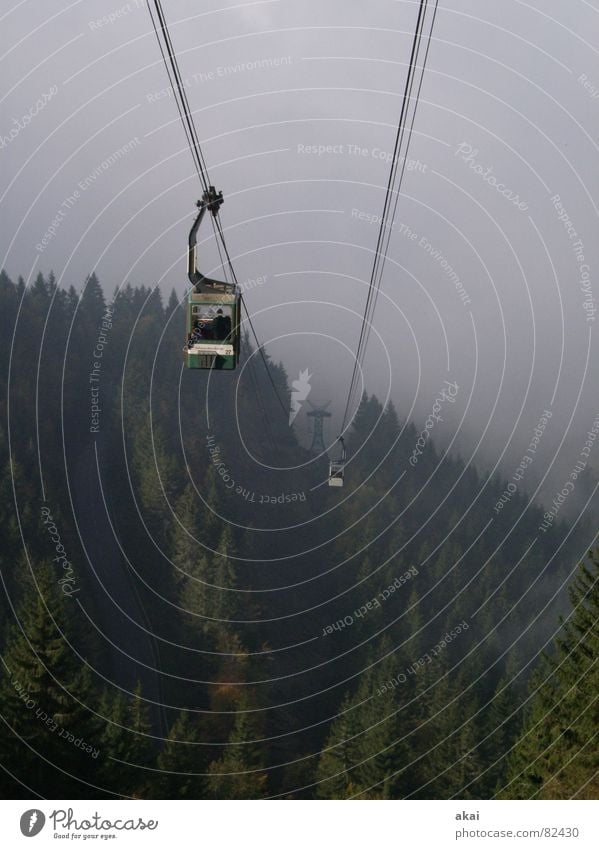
213, 308, 232, 340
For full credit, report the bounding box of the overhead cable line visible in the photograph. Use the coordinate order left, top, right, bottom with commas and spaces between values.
362, 0, 440, 361
341, 0, 439, 432
147, 0, 210, 190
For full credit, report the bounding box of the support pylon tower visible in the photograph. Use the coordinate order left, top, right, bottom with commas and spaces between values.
307, 401, 332, 454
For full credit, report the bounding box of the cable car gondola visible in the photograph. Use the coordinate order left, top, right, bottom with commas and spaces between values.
328, 437, 346, 487
184, 186, 241, 370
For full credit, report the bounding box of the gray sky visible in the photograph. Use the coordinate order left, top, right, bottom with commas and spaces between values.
2, 0, 599, 507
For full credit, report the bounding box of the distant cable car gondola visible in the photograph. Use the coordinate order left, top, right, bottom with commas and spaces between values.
328, 436, 346, 487
185, 186, 240, 370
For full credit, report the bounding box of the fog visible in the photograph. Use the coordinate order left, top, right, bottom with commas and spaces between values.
2, 0, 599, 513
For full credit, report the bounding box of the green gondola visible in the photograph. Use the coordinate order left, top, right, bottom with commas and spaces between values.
184, 187, 241, 370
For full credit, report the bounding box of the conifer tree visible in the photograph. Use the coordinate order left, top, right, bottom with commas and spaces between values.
156, 710, 207, 798
206, 695, 268, 799
94, 684, 163, 798
501, 550, 599, 799
165, 289, 179, 319
0, 560, 102, 797
317, 646, 409, 799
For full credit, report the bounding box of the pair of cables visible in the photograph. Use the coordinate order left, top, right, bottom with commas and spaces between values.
341, 0, 440, 433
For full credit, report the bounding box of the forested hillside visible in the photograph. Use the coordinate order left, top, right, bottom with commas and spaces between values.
0, 270, 595, 799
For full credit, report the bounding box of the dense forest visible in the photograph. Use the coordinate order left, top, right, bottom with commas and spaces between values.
0, 269, 597, 799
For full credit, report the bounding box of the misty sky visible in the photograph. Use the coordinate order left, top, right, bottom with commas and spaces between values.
2, 0, 599, 509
